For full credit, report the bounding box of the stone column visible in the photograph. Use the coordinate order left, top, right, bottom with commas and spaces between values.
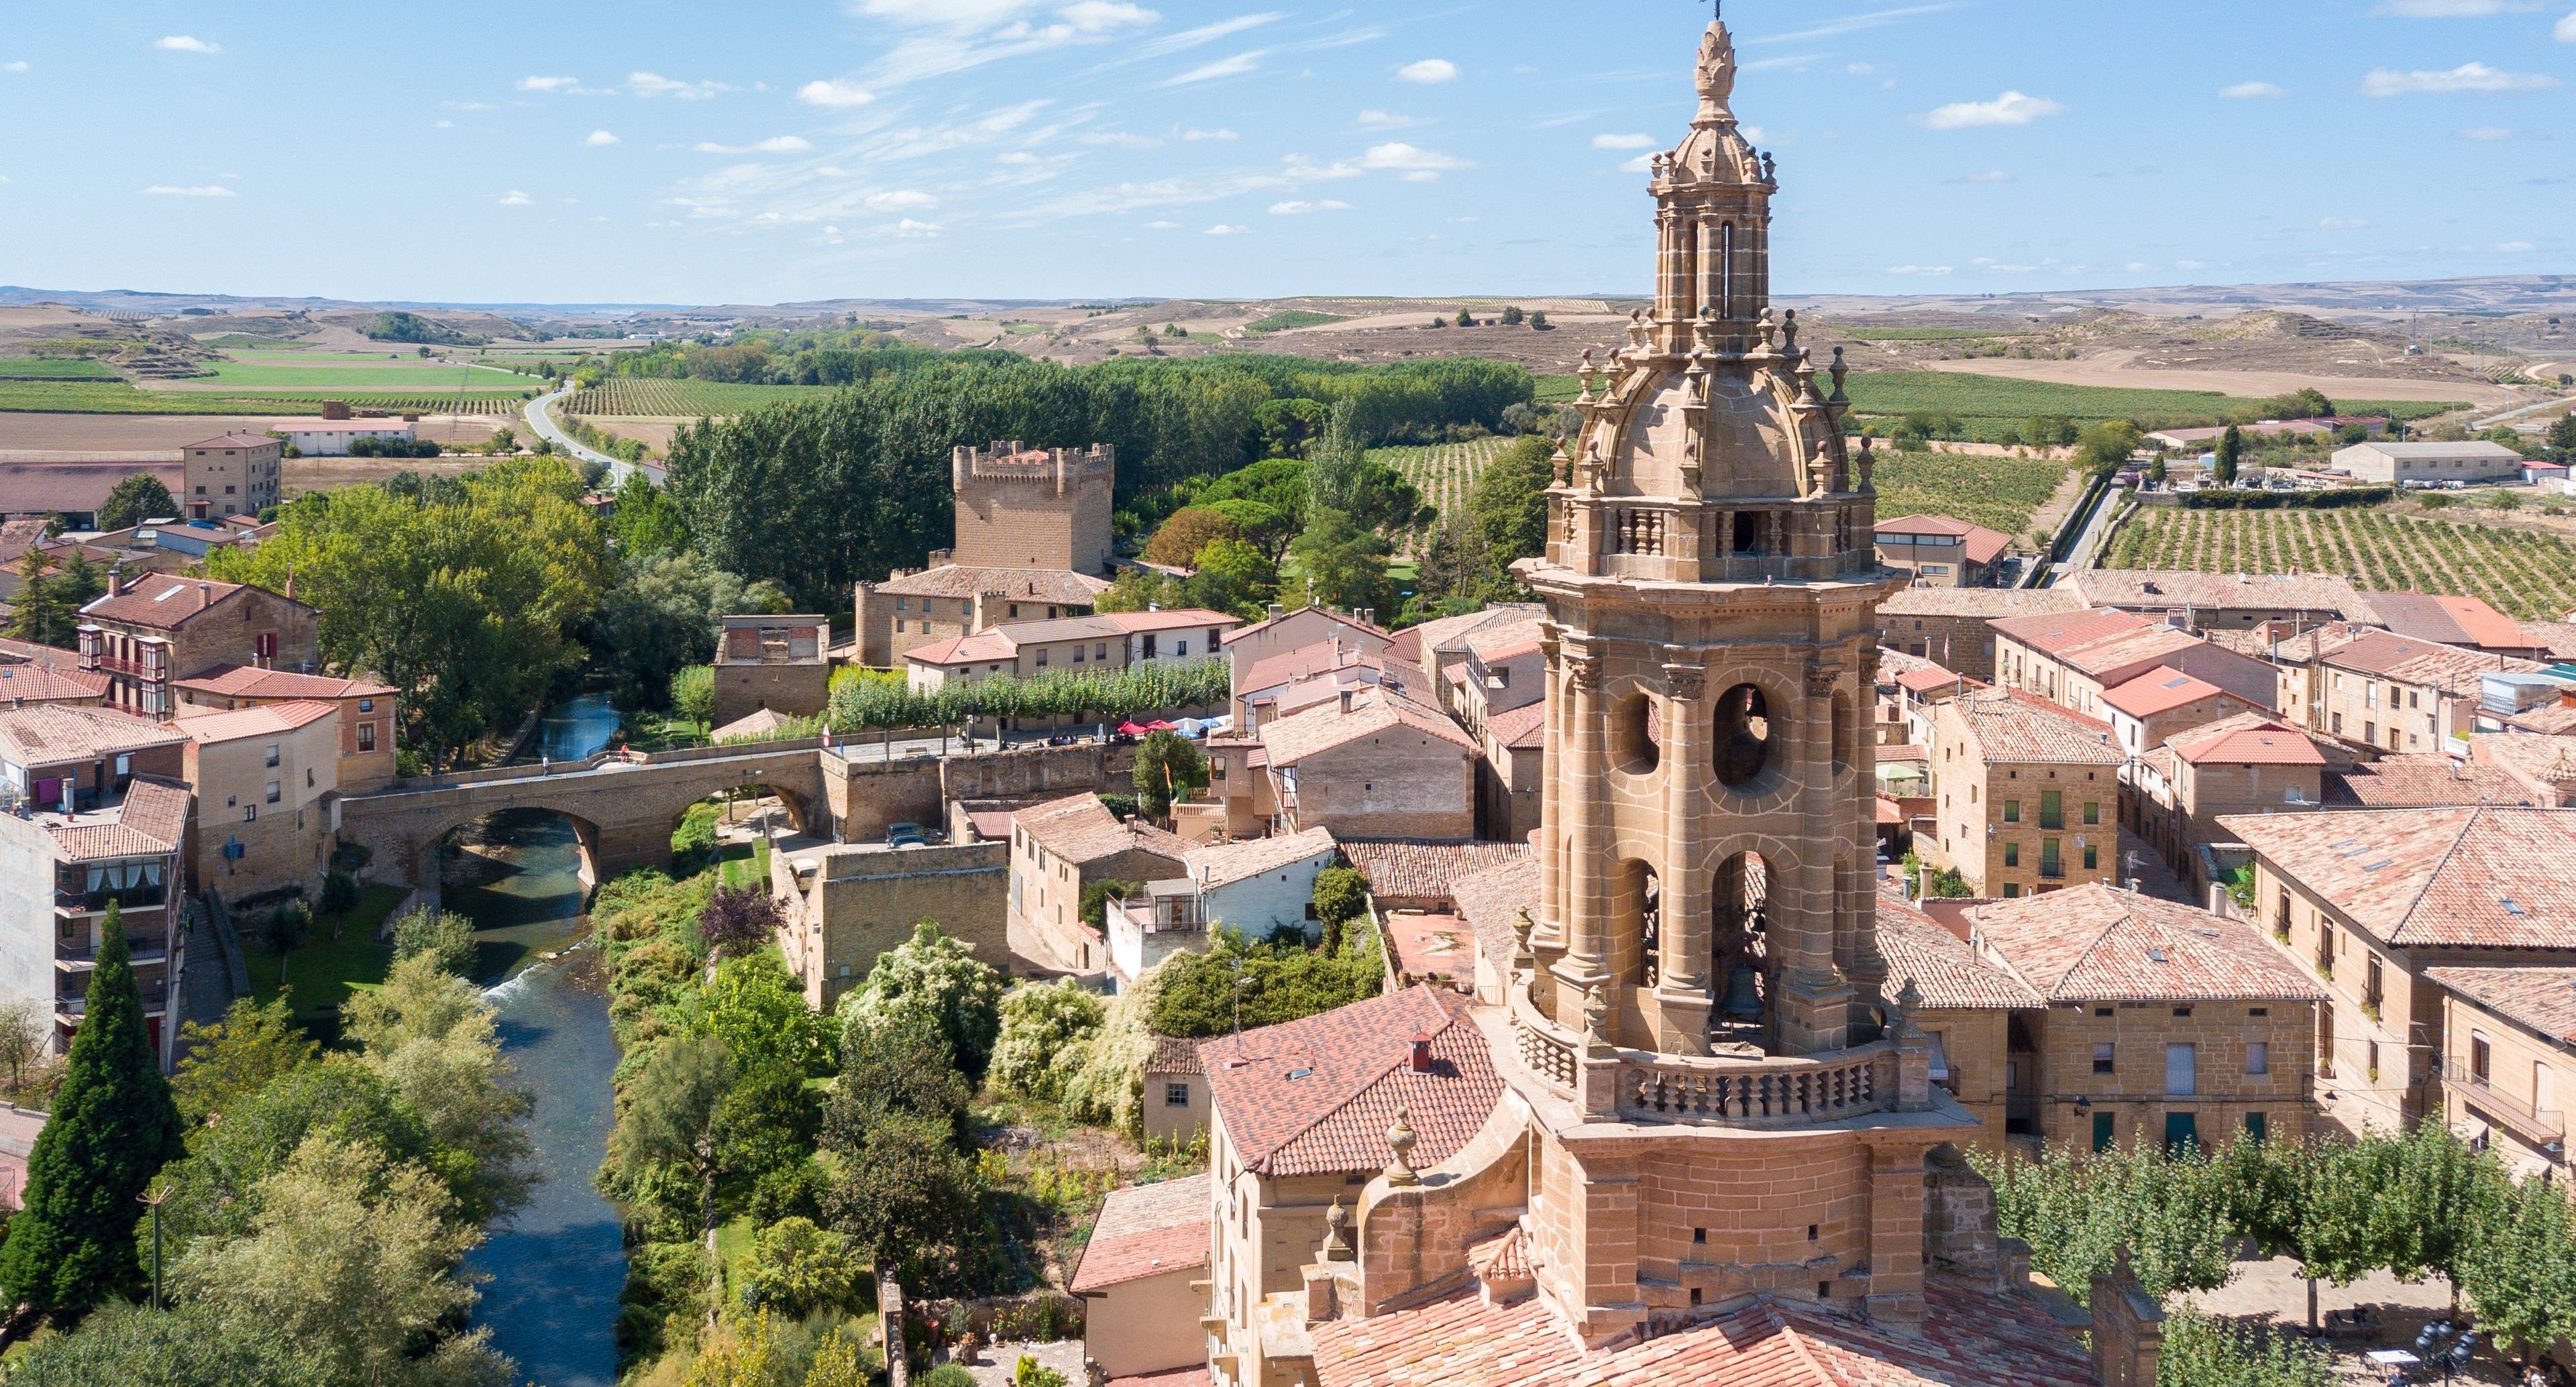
1550, 645, 1611, 1025
1862, 1141, 1927, 1327
1534, 632, 1566, 954
1654, 659, 1712, 1054
1777, 665, 1854, 1055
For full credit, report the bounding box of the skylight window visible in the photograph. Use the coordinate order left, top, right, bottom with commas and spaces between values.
2161, 676, 2190, 689
2147, 949, 2169, 963
2365, 861, 2394, 873
2501, 898, 2525, 916
1286, 1067, 1314, 1080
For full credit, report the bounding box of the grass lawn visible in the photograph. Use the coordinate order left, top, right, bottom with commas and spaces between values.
623, 714, 708, 753
241, 883, 408, 1023
719, 838, 773, 890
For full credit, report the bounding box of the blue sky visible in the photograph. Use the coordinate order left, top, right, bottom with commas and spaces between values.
2, 1, 2572, 306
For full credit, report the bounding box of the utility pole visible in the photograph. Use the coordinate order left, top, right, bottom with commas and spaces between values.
137, 1188, 165, 1311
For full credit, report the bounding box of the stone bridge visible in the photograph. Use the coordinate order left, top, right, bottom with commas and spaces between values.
335, 735, 1140, 898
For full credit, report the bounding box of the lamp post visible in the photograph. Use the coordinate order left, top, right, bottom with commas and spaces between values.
137, 1188, 165, 1311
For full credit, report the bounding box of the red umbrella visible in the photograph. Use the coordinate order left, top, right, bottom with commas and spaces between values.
1143, 719, 1178, 732
1116, 720, 1152, 736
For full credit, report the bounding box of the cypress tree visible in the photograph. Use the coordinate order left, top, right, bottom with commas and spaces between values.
0, 902, 186, 1321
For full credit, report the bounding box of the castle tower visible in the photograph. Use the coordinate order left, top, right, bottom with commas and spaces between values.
1517, 15, 1893, 1061
947, 440, 1117, 575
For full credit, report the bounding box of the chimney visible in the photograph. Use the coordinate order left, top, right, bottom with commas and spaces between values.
2127, 877, 2142, 893
107, 567, 127, 599
197, 581, 211, 610
1267, 602, 1285, 619
1409, 1034, 1433, 1072
1339, 688, 1354, 716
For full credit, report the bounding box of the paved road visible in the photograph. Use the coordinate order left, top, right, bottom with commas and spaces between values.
2045, 475, 2124, 584
523, 386, 664, 487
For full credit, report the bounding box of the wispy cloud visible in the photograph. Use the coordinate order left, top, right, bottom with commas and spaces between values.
519, 75, 582, 92
1269, 199, 1351, 214
1946, 169, 2011, 183
2497, 239, 2537, 251
585, 129, 621, 146
1205, 223, 1250, 235
3, 61, 28, 74
692, 136, 814, 154
1884, 264, 1952, 276
1082, 131, 1164, 148
1591, 133, 1657, 150
631, 71, 733, 99
1129, 11, 1278, 58
155, 35, 219, 54
1144, 219, 1181, 229
1397, 58, 1458, 84
2456, 124, 2548, 137
2220, 80, 2286, 99
1750, 3, 1956, 44
142, 184, 235, 197
2363, 61, 2557, 94
1164, 51, 1265, 86
861, 0, 1162, 87
2375, 0, 2538, 13
1919, 91, 2065, 129
2559, 11, 2576, 40
798, 78, 875, 108
1362, 142, 1469, 180
893, 218, 941, 236
2319, 216, 2372, 229
498, 190, 536, 207
1357, 109, 1419, 129
1183, 128, 1238, 142
867, 190, 937, 209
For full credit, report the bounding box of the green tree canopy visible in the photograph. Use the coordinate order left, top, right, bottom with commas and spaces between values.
1134, 730, 1210, 820
96, 472, 178, 531
1142, 506, 1242, 567
989, 980, 1107, 1104
833, 922, 1004, 1080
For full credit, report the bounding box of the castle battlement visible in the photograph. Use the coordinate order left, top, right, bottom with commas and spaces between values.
952, 441, 1116, 494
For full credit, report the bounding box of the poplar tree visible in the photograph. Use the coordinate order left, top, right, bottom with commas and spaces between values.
0, 904, 186, 1321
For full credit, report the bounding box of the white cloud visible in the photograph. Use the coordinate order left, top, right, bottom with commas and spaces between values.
1884, 264, 1952, 276
1205, 223, 1251, 235
2559, 10, 2576, 39
1144, 219, 1181, 229
1183, 128, 1237, 142
2176, 260, 2209, 271
1061, 1, 1158, 30
2497, 239, 2537, 251
1960, 168, 2011, 182
3, 61, 28, 74
155, 35, 219, 54
585, 129, 620, 146
2220, 80, 2286, 99
2377, 0, 2536, 13
2125, 262, 2151, 272
519, 75, 580, 92
798, 78, 876, 108
1396, 58, 1458, 84
142, 184, 235, 197
631, 70, 732, 99
894, 218, 942, 235
1921, 91, 2065, 129
1269, 199, 1351, 214
1165, 51, 1264, 85
998, 151, 1043, 165
1082, 131, 1164, 148
1132, 13, 1281, 58
1620, 154, 1654, 174
866, 190, 937, 209
435, 119, 454, 129
1973, 258, 2041, 273
1356, 109, 1417, 129
2319, 216, 2371, 229
2458, 125, 2518, 138
1362, 142, 1468, 177
2363, 62, 2557, 95
692, 136, 815, 154
498, 190, 536, 206
1754, 3, 1958, 44
1592, 133, 1657, 150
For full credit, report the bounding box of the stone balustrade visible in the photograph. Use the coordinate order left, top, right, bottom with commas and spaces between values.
1507, 982, 1896, 1127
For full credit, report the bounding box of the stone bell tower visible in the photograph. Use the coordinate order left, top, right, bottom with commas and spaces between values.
1515, 11, 1898, 1063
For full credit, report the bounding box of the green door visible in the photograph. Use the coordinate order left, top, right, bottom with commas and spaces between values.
2163, 1111, 2199, 1152
2092, 1111, 2115, 1152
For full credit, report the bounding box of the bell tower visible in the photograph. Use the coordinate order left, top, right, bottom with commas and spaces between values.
1515, 14, 1898, 1061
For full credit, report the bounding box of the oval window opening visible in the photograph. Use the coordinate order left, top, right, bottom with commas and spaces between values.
1714, 683, 1772, 789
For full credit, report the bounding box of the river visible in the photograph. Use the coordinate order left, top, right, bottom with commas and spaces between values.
452, 693, 627, 1387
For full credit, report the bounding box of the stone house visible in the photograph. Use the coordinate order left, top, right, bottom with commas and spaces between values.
711, 614, 830, 730
1224, 606, 1390, 708
1442, 616, 1546, 740
1968, 885, 2323, 1151
0, 705, 190, 1063
2273, 622, 2553, 755
2367, 593, 2553, 660
1390, 605, 1544, 713
169, 665, 399, 793
2422, 966, 2571, 1182
1474, 699, 1545, 842
1006, 792, 1191, 977
1990, 606, 2276, 723
172, 700, 340, 901
852, 565, 1110, 670
0, 638, 109, 708
2323, 753, 2536, 810
902, 608, 1237, 695
76, 573, 321, 721
1106, 827, 1339, 988
771, 839, 1009, 1007
2099, 667, 2266, 761
1874, 514, 2012, 588
1925, 687, 2127, 898
1195, 735, 1278, 842
179, 433, 282, 520
2468, 734, 2576, 808
1232, 639, 1424, 735
1875, 895, 2043, 1152
2225, 806, 2576, 1138
1070, 1173, 1212, 1380
1877, 586, 2081, 682
2060, 569, 2377, 633
1141, 1035, 1209, 1145
2123, 714, 2327, 895
1256, 687, 1478, 840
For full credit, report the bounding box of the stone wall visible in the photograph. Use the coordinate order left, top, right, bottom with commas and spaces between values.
949, 444, 1115, 574
712, 661, 829, 730
2029, 997, 2314, 1149
774, 840, 1008, 1006
1285, 732, 1475, 840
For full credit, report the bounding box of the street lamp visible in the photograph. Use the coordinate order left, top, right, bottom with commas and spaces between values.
137, 1188, 165, 1311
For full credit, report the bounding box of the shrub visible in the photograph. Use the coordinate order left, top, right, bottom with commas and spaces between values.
740, 1217, 865, 1319
1309, 867, 1368, 952
1079, 880, 1138, 930
1149, 928, 1380, 1040
696, 885, 782, 960
262, 901, 310, 954
672, 801, 722, 876
990, 981, 1107, 1104
388, 906, 477, 978
835, 923, 1004, 1080
670, 664, 715, 727
922, 1366, 979, 1387
318, 871, 360, 917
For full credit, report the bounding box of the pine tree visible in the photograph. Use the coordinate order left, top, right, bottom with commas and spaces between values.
0, 903, 186, 1321
2213, 425, 2243, 486
3, 549, 70, 649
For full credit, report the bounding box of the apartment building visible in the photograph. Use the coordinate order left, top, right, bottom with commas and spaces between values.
1877, 586, 2081, 682
1874, 513, 2012, 588
1925, 687, 2127, 898
1256, 686, 1479, 840
2123, 714, 2328, 894
1966, 885, 2322, 1151
2272, 622, 2552, 755
1990, 606, 2276, 722
76, 573, 319, 720
172, 700, 341, 901
2225, 806, 2576, 1138
169, 665, 399, 793
179, 433, 282, 519
2424, 967, 2571, 1182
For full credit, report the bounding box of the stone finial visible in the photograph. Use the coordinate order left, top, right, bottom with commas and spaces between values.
1856, 434, 1878, 492
1695, 16, 1738, 112
1894, 977, 1923, 1034
1511, 907, 1537, 972
1384, 1109, 1421, 1187
1627, 309, 1650, 351
1829, 345, 1849, 403
1321, 1198, 1355, 1261
1779, 309, 1799, 354
1580, 984, 1615, 1057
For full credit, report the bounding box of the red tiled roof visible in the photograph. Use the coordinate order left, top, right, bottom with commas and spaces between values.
2275, 623, 2550, 694
46, 775, 189, 861
2424, 966, 2576, 1047
1450, 856, 1538, 987
2369, 593, 2531, 652
1311, 1276, 2098, 1387
1894, 665, 1982, 695
1946, 687, 2124, 766
1384, 910, 1475, 987
1107, 1370, 1211, 1387
0, 659, 107, 704
2068, 569, 2375, 620
1340, 838, 1532, 906
1229, 606, 1391, 647
168, 699, 336, 743
1185, 826, 1338, 889
1875, 512, 2011, 565
170, 663, 395, 700
1485, 699, 1546, 751
2323, 755, 2533, 808
1877, 896, 2043, 1010
1879, 586, 2081, 620
1988, 605, 2153, 657
1014, 792, 1193, 868
871, 564, 1110, 604
80, 571, 302, 630
1069, 1173, 1209, 1293
1259, 687, 1477, 766
905, 630, 1017, 666
0, 704, 188, 767
2101, 667, 2252, 720
2223, 807, 2576, 949
1971, 885, 2326, 1003
2172, 720, 2326, 768
1146, 1034, 1204, 1076
1199, 985, 1502, 1178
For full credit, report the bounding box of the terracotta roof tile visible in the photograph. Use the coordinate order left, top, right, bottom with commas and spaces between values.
2068, 569, 2375, 620
2224, 807, 2576, 949
2370, 593, 2531, 651
1947, 687, 2124, 766
2520, 622, 2576, 662
871, 564, 1110, 604
1185, 826, 1338, 890
2324, 755, 2532, 808
1014, 792, 1193, 870
1146, 1034, 1204, 1075
1450, 856, 1538, 986
1260, 687, 1477, 767
1878, 587, 2081, 620
0, 704, 188, 767
45, 775, 189, 860
168, 699, 336, 743
1876, 897, 2043, 1010
1391, 605, 1544, 665
1876, 513, 2012, 565
2172, 720, 2327, 769
1340, 838, 1532, 907
1988, 605, 2155, 657
1199, 985, 1502, 1178
2275, 623, 2550, 694
1971, 885, 2326, 1003
79, 571, 303, 630
0, 659, 107, 704
169, 663, 394, 700
2424, 966, 2576, 1047
1106, 1370, 1210, 1387
1230, 606, 1391, 647
1069, 1174, 1210, 1293
1485, 699, 1547, 751
2101, 668, 2251, 720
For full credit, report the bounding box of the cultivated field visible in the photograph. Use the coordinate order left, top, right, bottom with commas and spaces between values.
1372, 437, 1515, 547
0, 411, 507, 451
1870, 448, 2072, 542
2105, 506, 2576, 620
1843, 371, 2462, 437
563, 379, 838, 416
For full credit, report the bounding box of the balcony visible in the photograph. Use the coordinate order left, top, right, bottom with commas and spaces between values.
54, 885, 168, 919
57, 936, 169, 971
90, 655, 164, 680
2454, 1068, 2565, 1149
1506, 986, 1897, 1129
56, 982, 168, 1021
